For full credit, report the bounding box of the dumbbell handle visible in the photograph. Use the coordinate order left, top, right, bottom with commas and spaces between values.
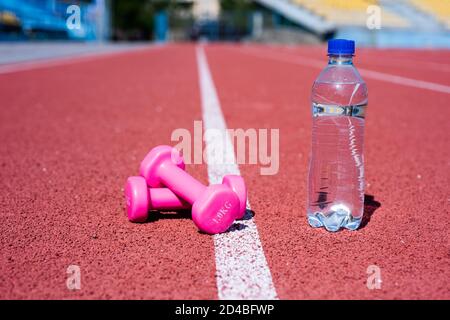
158, 163, 206, 204
149, 188, 189, 210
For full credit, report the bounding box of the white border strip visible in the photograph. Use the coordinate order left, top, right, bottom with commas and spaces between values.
196, 46, 278, 300
239, 46, 450, 95
0, 44, 162, 75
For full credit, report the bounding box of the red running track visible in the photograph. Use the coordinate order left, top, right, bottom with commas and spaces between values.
0, 44, 449, 299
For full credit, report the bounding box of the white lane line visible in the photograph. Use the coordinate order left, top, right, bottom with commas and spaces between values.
196, 46, 278, 300
359, 57, 450, 73
238, 47, 450, 95
0, 44, 162, 75
358, 69, 450, 94
280, 46, 450, 73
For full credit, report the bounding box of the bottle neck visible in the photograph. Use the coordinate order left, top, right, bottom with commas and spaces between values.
328, 54, 353, 65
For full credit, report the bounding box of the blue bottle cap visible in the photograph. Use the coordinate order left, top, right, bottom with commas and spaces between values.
328, 39, 355, 55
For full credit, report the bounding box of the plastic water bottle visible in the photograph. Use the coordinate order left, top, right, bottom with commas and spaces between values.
307, 39, 368, 232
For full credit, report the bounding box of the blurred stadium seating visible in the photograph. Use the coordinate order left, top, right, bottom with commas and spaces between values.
278, 0, 449, 47
409, 0, 450, 29
290, 0, 450, 30
292, 0, 409, 28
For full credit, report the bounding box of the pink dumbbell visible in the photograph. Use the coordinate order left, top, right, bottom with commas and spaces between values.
139, 145, 247, 234
125, 176, 190, 222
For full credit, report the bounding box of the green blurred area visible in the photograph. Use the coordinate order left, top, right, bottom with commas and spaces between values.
220, 0, 257, 32
112, 0, 256, 41
112, 0, 168, 40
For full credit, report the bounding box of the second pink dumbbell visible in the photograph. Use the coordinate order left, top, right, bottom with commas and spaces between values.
125, 176, 189, 222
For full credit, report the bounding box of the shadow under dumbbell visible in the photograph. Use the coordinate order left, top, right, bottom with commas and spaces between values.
222, 209, 255, 233
145, 209, 192, 223
240, 209, 255, 221
197, 222, 249, 235
145, 209, 255, 223
197, 210, 256, 234
145, 209, 255, 234
227, 223, 248, 232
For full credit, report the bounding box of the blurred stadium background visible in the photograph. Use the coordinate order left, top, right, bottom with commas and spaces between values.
0, 0, 449, 48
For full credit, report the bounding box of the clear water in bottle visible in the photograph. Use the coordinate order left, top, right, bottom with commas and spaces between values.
307, 39, 368, 232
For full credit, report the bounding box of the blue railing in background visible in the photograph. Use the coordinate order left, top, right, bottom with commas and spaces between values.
0, 0, 103, 40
